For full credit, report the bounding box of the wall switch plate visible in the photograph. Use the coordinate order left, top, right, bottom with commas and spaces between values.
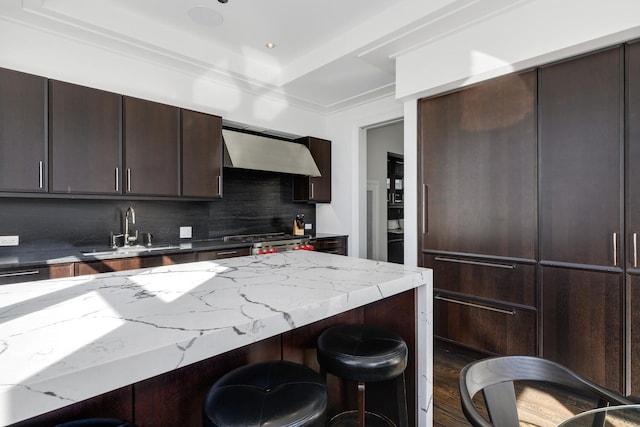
179, 226, 192, 239
0, 235, 19, 246
305, 223, 312, 230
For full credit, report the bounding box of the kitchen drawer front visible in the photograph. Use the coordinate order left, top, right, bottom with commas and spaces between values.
434, 291, 537, 356
75, 253, 196, 276
314, 236, 348, 256
423, 253, 536, 307
198, 247, 251, 260
0, 263, 74, 285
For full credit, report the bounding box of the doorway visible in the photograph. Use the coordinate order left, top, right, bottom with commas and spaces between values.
365, 121, 404, 263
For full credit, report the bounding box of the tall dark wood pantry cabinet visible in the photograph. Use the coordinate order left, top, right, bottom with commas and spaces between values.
538, 46, 624, 393
419, 70, 538, 356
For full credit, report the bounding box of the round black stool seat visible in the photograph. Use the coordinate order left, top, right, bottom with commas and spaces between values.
317, 323, 408, 382
203, 360, 327, 427
317, 324, 409, 427
55, 419, 134, 427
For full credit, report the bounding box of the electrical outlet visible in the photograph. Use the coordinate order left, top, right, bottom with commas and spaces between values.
0, 235, 19, 246
305, 223, 312, 230
179, 226, 192, 239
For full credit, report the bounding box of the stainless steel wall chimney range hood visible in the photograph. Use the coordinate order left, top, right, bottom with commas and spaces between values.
222, 129, 321, 177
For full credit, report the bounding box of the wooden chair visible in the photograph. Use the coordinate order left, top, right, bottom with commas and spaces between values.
458, 356, 634, 427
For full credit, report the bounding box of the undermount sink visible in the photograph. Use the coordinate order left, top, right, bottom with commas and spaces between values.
81, 245, 181, 257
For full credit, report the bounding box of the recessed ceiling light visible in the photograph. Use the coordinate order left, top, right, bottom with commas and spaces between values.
188, 6, 223, 27
266, 42, 276, 49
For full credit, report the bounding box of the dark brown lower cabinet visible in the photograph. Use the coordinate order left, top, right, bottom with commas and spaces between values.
629, 274, 640, 398
425, 253, 537, 356
75, 253, 195, 276
542, 266, 623, 393
314, 236, 348, 255
0, 263, 74, 285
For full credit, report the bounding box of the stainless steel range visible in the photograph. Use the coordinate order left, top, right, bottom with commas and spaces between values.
223, 233, 314, 255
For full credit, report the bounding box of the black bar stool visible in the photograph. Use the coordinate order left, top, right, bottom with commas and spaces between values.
317, 323, 409, 427
202, 360, 328, 427
55, 419, 135, 427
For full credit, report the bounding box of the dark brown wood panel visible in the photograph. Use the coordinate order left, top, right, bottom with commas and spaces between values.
314, 236, 348, 255
197, 247, 251, 260
627, 40, 640, 272
0, 263, 74, 285
75, 258, 143, 275
181, 109, 222, 198
0, 68, 46, 193
134, 336, 281, 427
423, 253, 536, 307
434, 293, 536, 356
49, 80, 121, 194
629, 274, 640, 398
293, 137, 331, 203
418, 70, 537, 260
539, 46, 624, 267
124, 97, 179, 196
541, 266, 623, 393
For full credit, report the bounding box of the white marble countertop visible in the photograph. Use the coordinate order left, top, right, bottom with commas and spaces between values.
0, 251, 432, 426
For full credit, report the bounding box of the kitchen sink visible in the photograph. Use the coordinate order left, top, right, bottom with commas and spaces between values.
81, 245, 181, 257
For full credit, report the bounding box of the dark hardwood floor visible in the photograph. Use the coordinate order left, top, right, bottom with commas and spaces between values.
433, 341, 601, 427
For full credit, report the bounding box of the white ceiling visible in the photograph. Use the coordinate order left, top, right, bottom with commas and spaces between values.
1, 0, 534, 113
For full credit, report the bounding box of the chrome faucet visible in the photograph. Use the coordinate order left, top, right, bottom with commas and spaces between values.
124, 206, 138, 247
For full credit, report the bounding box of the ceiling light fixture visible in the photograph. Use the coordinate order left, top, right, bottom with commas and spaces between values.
266, 42, 276, 49
218, 0, 228, 3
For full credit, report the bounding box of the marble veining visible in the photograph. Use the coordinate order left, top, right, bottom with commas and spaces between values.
0, 251, 432, 426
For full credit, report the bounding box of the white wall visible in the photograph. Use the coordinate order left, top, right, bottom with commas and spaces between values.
0, 19, 327, 139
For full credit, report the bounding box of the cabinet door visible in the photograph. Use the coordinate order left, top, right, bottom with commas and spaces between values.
181, 109, 222, 198
418, 70, 537, 259
50, 80, 121, 194
630, 274, 640, 398
0, 263, 74, 285
0, 68, 46, 192
314, 236, 347, 255
627, 41, 640, 271
539, 47, 623, 267
542, 266, 623, 393
293, 137, 331, 202
124, 97, 179, 196
198, 247, 251, 260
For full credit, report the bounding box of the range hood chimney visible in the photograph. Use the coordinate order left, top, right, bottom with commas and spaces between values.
222, 129, 321, 177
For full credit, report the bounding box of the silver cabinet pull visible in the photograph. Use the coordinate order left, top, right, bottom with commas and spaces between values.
38, 161, 43, 189
435, 295, 516, 316
216, 251, 237, 256
634, 233, 638, 268
422, 184, 428, 233
434, 256, 516, 270
613, 232, 618, 267
127, 168, 131, 192
311, 182, 315, 199
115, 167, 119, 192
217, 175, 222, 196
0, 270, 40, 278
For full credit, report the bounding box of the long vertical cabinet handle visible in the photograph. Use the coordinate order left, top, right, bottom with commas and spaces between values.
311, 182, 315, 200
217, 176, 222, 196
634, 232, 638, 268
38, 161, 43, 189
422, 184, 428, 234
613, 232, 618, 267
127, 168, 131, 192
115, 168, 119, 192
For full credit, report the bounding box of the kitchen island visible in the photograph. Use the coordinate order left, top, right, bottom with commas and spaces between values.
0, 251, 432, 426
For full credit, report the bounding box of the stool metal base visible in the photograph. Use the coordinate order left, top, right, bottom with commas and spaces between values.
328, 410, 395, 427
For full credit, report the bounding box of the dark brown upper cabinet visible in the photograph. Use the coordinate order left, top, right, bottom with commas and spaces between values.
539, 46, 624, 268
181, 109, 223, 198
0, 68, 47, 193
124, 97, 180, 197
418, 70, 537, 260
49, 80, 121, 195
293, 137, 331, 203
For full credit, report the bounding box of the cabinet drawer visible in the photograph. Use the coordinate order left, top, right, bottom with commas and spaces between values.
0, 263, 74, 285
314, 237, 347, 255
434, 292, 536, 356
198, 247, 251, 260
423, 253, 536, 307
76, 253, 195, 276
